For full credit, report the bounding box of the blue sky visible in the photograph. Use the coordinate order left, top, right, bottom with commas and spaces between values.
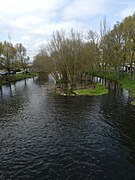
0, 0, 135, 60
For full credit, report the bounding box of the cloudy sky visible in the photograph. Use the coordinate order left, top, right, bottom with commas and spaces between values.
0, 0, 135, 60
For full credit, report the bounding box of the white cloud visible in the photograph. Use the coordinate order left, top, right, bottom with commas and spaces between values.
0, 0, 134, 60
62, 0, 109, 20
0, 0, 67, 15
10, 16, 45, 30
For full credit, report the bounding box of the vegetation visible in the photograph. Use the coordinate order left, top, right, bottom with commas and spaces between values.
131, 101, 135, 105
1, 13, 135, 101
0, 40, 36, 86
0, 41, 30, 72
119, 76, 135, 97
0, 72, 38, 87
91, 69, 135, 104
34, 13, 135, 87
15, 43, 29, 70
33, 29, 99, 87
33, 47, 53, 75
74, 84, 108, 96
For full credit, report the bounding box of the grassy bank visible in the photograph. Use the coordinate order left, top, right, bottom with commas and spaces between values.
55, 83, 108, 96
91, 70, 120, 81
0, 72, 38, 87
74, 84, 108, 96
91, 70, 135, 104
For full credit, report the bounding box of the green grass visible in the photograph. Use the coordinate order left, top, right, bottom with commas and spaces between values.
0, 72, 38, 87
91, 70, 119, 81
74, 84, 108, 96
130, 100, 135, 105
91, 69, 135, 105
93, 70, 135, 97
119, 77, 135, 106
0, 78, 6, 86
118, 77, 135, 97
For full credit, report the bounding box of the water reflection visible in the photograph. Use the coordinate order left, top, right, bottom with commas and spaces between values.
0, 78, 135, 179
0, 87, 3, 97
92, 76, 132, 105
0, 80, 30, 119
100, 83, 135, 166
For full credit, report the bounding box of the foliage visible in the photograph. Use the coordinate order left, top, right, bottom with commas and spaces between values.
33, 48, 53, 74
130, 101, 135, 105
0, 72, 37, 87
91, 69, 135, 99
0, 41, 29, 72
33, 13, 135, 87
0, 12, 132, 94
74, 84, 108, 96
99, 13, 135, 78
0, 41, 17, 72
91, 69, 119, 80
46, 29, 99, 85
119, 76, 135, 97
15, 43, 29, 70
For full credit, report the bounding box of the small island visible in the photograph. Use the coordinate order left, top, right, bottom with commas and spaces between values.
74, 83, 108, 96
55, 83, 108, 96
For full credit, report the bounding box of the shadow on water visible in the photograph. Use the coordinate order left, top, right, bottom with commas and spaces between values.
0, 79, 31, 119
0, 77, 135, 179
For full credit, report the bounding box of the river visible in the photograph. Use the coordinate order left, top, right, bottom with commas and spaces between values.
0, 78, 135, 179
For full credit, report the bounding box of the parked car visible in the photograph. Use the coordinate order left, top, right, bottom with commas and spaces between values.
0, 72, 9, 76
0, 71, 16, 76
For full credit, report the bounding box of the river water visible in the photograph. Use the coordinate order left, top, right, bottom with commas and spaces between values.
0, 78, 135, 180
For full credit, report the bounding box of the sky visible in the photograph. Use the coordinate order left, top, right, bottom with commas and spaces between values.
0, 0, 135, 60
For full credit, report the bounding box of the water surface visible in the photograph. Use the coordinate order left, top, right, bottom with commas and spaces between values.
0, 78, 135, 179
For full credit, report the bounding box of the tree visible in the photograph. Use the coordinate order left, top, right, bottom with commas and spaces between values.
34, 29, 100, 87
99, 13, 135, 78
47, 29, 96, 85
33, 48, 53, 73
0, 41, 17, 72
86, 30, 100, 71
0, 42, 3, 69
15, 43, 29, 70
122, 14, 135, 77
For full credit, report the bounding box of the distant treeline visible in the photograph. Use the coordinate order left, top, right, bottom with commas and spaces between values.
0, 42, 29, 72
33, 13, 135, 85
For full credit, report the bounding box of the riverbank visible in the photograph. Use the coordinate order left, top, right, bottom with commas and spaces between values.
91, 70, 135, 105
0, 72, 38, 87
55, 83, 108, 96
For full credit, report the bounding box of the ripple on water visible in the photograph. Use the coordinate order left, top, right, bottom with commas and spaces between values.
0, 79, 135, 179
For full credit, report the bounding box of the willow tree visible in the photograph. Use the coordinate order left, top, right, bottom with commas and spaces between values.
48, 30, 86, 85
49, 30, 69, 83
33, 29, 100, 88
66, 29, 85, 84
33, 47, 54, 80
